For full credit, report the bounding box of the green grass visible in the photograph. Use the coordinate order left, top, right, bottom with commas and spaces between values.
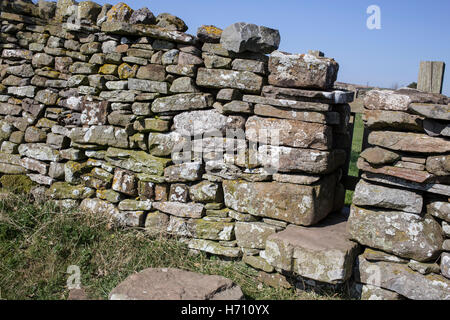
344, 113, 365, 206
0, 193, 344, 300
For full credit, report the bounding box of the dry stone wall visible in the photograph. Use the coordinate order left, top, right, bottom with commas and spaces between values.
2, 0, 423, 299
349, 89, 450, 299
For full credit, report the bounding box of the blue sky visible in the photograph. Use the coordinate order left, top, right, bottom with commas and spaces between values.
96, 0, 449, 95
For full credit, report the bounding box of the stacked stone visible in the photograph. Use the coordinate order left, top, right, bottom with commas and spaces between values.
348, 88, 450, 299
0, 0, 357, 291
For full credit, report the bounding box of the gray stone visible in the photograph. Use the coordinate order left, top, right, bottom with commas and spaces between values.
18, 143, 60, 161
353, 180, 423, 214
268, 51, 339, 90
409, 103, 450, 121
188, 239, 242, 258
235, 222, 279, 249
128, 78, 168, 94
152, 93, 213, 113
257, 145, 346, 174
164, 162, 203, 182
196, 68, 263, 94
152, 201, 205, 219
442, 253, 450, 279
427, 201, 450, 223
262, 85, 354, 104
220, 22, 280, 54
348, 205, 443, 262
355, 256, 450, 300
173, 110, 245, 136
109, 268, 244, 300
130, 7, 156, 25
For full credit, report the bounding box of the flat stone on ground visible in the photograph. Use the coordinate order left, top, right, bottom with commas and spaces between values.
109, 268, 244, 300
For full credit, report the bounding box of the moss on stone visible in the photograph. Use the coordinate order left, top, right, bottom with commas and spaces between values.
0, 174, 35, 194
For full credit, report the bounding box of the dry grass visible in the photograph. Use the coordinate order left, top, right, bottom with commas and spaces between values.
0, 193, 345, 300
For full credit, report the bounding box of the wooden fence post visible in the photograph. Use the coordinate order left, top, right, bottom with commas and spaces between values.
417, 61, 445, 94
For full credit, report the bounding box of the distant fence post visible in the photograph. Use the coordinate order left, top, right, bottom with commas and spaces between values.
417, 61, 445, 94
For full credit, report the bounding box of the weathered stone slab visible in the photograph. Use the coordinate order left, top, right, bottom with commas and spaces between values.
368, 131, 450, 154
362, 172, 450, 197
442, 253, 450, 279
151, 93, 213, 113
355, 284, 404, 300
18, 143, 60, 162
426, 155, 450, 176
164, 162, 203, 182
262, 85, 354, 104
235, 222, 280, 249
46, 182, 94, 200
243, 95, 331, 112
363, 110, 424, 131
245, 116, 332, 150
189, 181, 223, 203
357, 158, 433, 184
364, 88, 448, 111
272, 173, 321, 185
128, 78, 168, 94
101, 21, 195, 44
355, 256, 450, 300
360, 147, 400, 165
264, 213, 360, 284
348, 205, 443, 262
254, 104, 339, 124
223, 173, 338, 225
268, 51, 339, 90
188, 239, 242, 258
106, 147, 170, 175
167, 216, 234, 241
427, 201, 450, 223
409, 103, 450, 121
112, 169, 138, 196
173, 110, 245, 136
258, 145, 346, 174
109, 267, 243, 300
152, 201, 205, 218
220, 22, 280, 54
70, 126, 129, 148
196, 68, 263, 94
353, 180, 423, 214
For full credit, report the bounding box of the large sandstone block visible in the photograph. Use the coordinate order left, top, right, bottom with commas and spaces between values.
353, 180, 423, 214
152, 201, 205, 219
355, 256, 450, 300
348, 205, 443, 262
368, 131, 450, 154
264, 213, 360, 284
223, 173, 338, 225
409, 103, 450, 121
166, 216, 234, 241
196, 68, 263, 94
245, 116, 332, 150
268, 51, 339, 90
257, 145, 346, 174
